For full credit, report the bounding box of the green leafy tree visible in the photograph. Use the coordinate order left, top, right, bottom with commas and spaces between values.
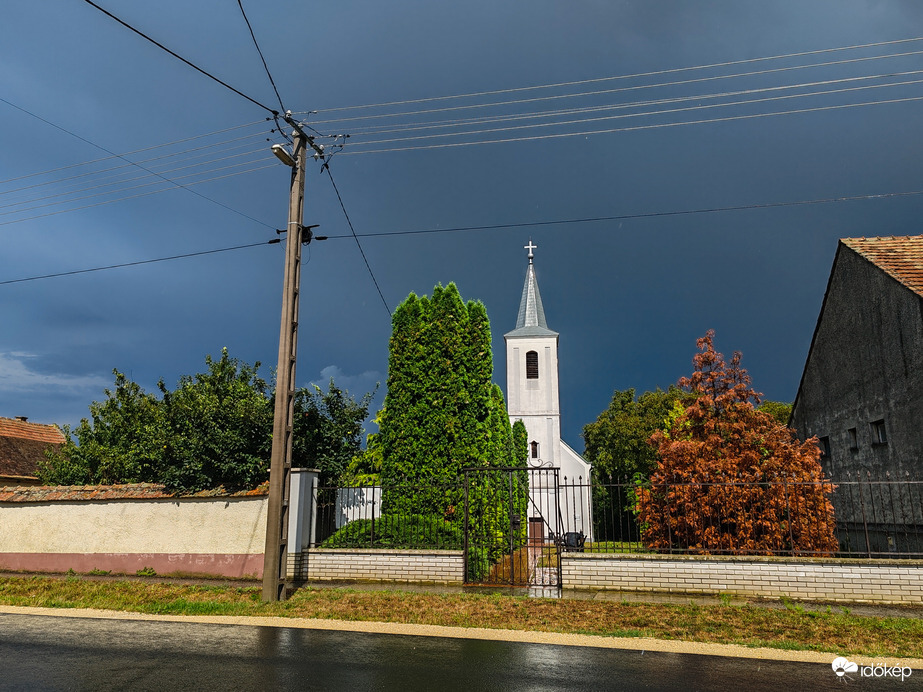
156, 350, 272, 492
40, 350, 373, 493
292, 379, 375, 486
39, 370, 164, 486
758, 400, 793, 426
581, 387, 686, 543
582, 386, 688, 481
344, 412, 385, 486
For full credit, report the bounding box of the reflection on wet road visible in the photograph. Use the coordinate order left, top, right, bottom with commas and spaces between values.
0, 613, 889, 691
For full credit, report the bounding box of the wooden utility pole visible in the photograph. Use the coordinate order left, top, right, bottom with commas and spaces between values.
262, 128, 307, 602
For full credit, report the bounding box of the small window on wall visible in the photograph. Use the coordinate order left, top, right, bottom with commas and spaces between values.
871, 419, 887, 445
526, 351, 539, 379
530, 441, 539, 459
819, 436, 831, 460
848, 427, 858, 450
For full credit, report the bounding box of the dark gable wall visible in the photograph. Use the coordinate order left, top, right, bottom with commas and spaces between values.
791, 244, 923, 479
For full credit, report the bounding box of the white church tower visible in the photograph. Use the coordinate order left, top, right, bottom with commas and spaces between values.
505, 241, 592, 538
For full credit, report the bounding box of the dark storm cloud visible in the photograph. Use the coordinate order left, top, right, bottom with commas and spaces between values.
3, 0, 923, 447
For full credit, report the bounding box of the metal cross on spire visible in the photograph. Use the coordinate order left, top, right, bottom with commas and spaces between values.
524, 239, 537, 263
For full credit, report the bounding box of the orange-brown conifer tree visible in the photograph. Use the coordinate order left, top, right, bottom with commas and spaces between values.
635, 331, 838, 555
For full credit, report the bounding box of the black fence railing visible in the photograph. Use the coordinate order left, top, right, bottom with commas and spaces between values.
312, 483, 464, 550
831, 472, 923, 558
562, 475, 923, 559
308, 470, 558, 585
308, 475, 923, 560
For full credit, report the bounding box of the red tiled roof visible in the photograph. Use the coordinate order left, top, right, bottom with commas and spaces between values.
0, 482, 270, 503
842, 236, 923, 297
0, 417, 65, 479
0, 417, 64, 444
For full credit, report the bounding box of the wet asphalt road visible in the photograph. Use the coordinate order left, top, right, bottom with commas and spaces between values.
0, 613, 909, 691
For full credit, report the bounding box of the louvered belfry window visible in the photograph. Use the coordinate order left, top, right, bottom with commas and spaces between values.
526, 350, 539, 379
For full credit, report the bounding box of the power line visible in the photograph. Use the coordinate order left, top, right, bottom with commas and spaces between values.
342, 68, 923, 141
345, 75, 923, 150
306, 47, 923, 126
0, 130, 274, 198
0, 162, 276, 227
0, 152, 272, 218
7, 185, 923, 287
321, 188, 923, 239
0, 240, 279, 286
235, 0, 286, 115
339, 93, 923, 156
306, 36, 923, 114
8, 68, 915, 211
82, 0, 279, 116
0, 97, 276, 228
0, 145, 270, 213
0, 115, 269, 187
324, 166, 391, 316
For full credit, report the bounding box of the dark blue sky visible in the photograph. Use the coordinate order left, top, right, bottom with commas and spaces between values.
2, 1, 923, 449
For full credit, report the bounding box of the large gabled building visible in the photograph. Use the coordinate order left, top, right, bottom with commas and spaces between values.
791, 236, 923, 478
790, 236, 923, 554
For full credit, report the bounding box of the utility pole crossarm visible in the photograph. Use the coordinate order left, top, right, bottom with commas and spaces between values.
283, 112, 326, 160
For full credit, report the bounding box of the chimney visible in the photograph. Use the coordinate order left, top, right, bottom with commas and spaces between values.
15, 416, 28, 422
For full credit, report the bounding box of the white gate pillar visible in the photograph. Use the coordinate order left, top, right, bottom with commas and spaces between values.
286, 468, 319, 580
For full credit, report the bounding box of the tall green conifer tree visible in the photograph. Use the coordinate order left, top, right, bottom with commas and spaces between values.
378, 284, 518, 532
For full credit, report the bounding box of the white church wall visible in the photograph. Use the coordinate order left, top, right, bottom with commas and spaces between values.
506, 338, 560, 418
559, 441, 591, 483
559, 442, 594, 542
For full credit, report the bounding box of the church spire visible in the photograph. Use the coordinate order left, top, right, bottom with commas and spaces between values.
506, 240, 558, 338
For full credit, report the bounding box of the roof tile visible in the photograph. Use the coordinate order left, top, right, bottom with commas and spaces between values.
842, 236, 923, 297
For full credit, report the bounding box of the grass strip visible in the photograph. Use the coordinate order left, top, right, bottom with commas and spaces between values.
0, 576, 921, 659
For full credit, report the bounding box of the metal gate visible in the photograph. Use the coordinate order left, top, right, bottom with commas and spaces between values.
463, 467, 562, 587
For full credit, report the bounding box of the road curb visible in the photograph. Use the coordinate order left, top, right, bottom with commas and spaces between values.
3, 604, 922, 669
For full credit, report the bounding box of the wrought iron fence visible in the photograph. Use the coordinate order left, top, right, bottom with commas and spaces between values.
311, 482, 463, 550
307, 469, 563, 585
561, 474, 923, 558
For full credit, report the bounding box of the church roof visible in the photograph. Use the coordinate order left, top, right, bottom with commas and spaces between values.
842, 235, 923, 297
505, 260, 558, 338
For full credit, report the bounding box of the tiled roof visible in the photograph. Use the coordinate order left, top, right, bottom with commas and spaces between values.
0, 482, 270, 503
842, 236, 923, 297
0, 417, 64, 444
0, 417, 65, 478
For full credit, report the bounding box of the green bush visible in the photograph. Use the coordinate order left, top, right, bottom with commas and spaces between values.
319, 514, 462, 549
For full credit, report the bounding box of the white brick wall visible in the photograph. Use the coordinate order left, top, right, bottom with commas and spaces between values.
291, 548, 464, 585
561, 553, 923, 605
